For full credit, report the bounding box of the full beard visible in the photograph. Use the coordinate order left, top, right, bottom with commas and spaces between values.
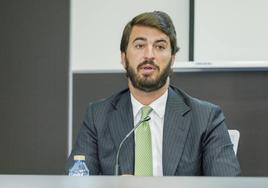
125, 58, 173, 92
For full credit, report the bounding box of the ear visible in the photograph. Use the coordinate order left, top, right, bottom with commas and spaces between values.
171, 55, 176, 67
121, 52, 127, 68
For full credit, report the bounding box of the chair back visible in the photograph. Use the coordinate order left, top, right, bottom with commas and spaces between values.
228, 129, 240, 155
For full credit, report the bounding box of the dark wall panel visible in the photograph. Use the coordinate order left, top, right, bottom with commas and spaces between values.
0, 1, 69, 174
73, 71, 268, 176
72, 73, 127, 141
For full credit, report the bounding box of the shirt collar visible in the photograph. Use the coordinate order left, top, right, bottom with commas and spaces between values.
130, 89, 168, 119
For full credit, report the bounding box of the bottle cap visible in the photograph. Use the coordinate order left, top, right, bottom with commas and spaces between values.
74, 155, 85, 161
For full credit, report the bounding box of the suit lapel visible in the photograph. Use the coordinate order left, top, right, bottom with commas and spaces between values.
108, 90, 134, 175
163, 88, 191, 176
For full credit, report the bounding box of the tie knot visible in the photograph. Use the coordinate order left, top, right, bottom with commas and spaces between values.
141, 106, 153, 119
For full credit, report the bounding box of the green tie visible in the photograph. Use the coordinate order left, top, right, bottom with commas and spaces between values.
134, 106, 153, 176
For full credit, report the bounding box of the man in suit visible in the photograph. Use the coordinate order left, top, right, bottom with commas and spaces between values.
66, 11, 240, 176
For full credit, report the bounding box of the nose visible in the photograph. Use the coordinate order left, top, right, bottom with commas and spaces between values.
144, 45, 155, 61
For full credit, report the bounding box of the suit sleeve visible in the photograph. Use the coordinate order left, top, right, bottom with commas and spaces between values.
202, 105, 241, 176
65, 103, 101, 175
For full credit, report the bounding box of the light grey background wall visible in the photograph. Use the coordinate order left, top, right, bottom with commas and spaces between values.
71, 0, 268, 71
194, 0, 268, 61
71, 0, 189, 71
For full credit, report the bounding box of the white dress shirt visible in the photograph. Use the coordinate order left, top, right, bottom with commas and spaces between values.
130, 90, 168, 176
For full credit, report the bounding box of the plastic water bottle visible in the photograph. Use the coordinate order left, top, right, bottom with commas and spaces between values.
68, 155, 90, 176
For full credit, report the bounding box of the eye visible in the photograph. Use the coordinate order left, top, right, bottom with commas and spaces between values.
155, 44, 166, 50
135, 44, 145, 49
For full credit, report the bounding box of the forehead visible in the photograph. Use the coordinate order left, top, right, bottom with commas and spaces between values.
129, 25, 170, 43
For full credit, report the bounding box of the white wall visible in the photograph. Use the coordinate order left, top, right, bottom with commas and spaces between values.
194, 0, 268, 62
71, 0, 189, 71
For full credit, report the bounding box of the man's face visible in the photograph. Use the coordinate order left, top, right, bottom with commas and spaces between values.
122, 25, 175, 92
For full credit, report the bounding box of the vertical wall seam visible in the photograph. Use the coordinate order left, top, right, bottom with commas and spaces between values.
189, 0, 195, 61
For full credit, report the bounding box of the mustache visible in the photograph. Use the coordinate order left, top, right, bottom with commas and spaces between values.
137, 60, 160, 70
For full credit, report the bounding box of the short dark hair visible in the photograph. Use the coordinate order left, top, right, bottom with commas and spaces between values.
120, 11, 179, 55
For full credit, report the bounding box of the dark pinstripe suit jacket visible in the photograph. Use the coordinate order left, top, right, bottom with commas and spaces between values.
66, 86, 241, 176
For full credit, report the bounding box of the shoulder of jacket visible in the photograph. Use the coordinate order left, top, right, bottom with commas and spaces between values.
87, 88, 129, 109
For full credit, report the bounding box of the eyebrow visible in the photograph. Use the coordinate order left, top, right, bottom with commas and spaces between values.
132, 37, 147, 43
132, 38, 168, 44
155, 39, 168, 44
